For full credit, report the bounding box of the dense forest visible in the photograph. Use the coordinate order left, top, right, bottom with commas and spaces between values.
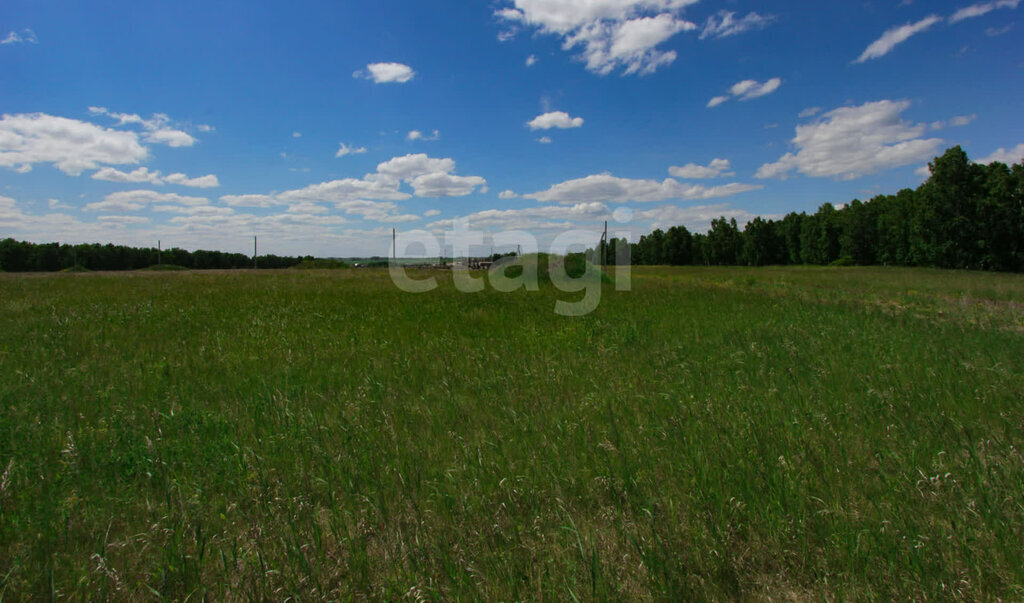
620, 146, 1024, 272
2, 146, 1021, 274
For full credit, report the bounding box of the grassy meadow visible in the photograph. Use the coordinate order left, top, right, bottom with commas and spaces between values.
1, 266, 1023, 599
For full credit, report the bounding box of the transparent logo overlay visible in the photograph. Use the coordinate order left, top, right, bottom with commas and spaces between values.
389, 213, 633, 316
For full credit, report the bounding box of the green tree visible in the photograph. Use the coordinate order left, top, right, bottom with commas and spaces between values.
662, 225, 692, 265
839, 199, 878, 265
916, 146, 986, 268
705, 217, 741, 265
741, 217, 784, 266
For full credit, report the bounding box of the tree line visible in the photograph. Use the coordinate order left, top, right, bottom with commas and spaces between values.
0, 239, 305, 272
618, 147, 1024, 272
2, 146, 1020, 274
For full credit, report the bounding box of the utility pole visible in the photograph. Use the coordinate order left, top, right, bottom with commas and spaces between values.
253, 236, 258, 269
392, 228, 396, 260
602, 221, 608, 270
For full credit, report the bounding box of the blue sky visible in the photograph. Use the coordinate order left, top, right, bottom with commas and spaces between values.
1, 0, 1022, 257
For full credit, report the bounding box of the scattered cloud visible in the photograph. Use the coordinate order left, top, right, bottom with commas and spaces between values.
636, 203, 770, 232
427, 202, 611, 232
0, 112, 148, 175
224, 153, 486, 224
950, 0, 1020, 23
525, 173, 761, 204
495, 0, 700, 75
144, 129, 196, 147
164, 173, 220, 188
92, 167, 164, 185
88, 108, 198, 147
700, 11, 774, 39
706, 96, 731, 108
732, 79, 782, 100
854, 15, 942, 63
353, 62, 416, 84
96, 215, 151, 225
336, 142, 368, 157
376, 154, 456, 182
975, 143, 1024, 165
153, 204, 235, 218
537, 136, 553, 144
293, 132, 302, 138
91, 167, 219, 188
528, 111, 584, 130
931, 114, 977, 130
372, 153, 488, 197
0, 193, 398, 257
48, 198, 74, 210
408, 172, 488, 197
86, 190, 209, 212
526, 54, 538, 66
756, 100, 945, 180
798, 107, 822, 118
985, 23, 1014, 35
707, 78, 782, 107
220, 195, 282, 208
668, 158, 734, 179
407, 129, 441, 141
1, 29, 38, 45
424, 209, 442, 217
498, 190, 519, 199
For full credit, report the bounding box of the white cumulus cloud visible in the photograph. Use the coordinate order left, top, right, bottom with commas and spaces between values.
164, 173, 220, 188
88, 108, 198, 147
0, 112, 149, 175
668, 158, 734, 179
144, 129, 196, 148
700, 11, 774, 39
975, 143, 1024, 165
336, 142, 368, 157
525, 173, 761, 204
91, 167, 219, 188
496, 0, 700, 75
636, 203, 768, 232
92, 166, 164, 185
86, 190, 209, 212
220, 194, 282, 208
227, 153, 486, 223
707, 78, 781, 107
409, 172, 488, 197
407, 129, 440, 141
354, 62, 416, 84
528, 111, 584, 130
756, 100, 945, 180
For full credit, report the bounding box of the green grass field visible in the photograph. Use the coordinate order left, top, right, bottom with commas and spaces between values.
1, 266, 1023, 599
